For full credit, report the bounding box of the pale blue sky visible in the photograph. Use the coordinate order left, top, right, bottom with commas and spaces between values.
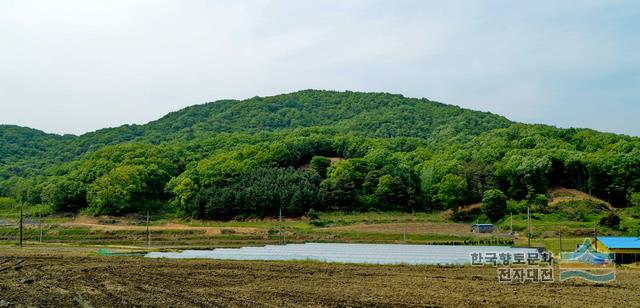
0, 1, 638, 136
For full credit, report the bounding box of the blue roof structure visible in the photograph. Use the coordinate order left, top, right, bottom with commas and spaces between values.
597, 237, 640, 249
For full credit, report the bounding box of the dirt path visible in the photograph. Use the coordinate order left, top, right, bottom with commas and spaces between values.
329, 222, 496, 237
64, 222, 262, 235
61, 215, 264, 235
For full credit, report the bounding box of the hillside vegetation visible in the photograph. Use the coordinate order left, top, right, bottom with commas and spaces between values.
1, 90, 639, 222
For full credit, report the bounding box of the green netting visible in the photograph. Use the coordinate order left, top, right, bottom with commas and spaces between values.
98, 249, 146, 257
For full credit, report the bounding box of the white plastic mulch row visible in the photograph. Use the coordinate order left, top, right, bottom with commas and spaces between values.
145, 243, 538, 265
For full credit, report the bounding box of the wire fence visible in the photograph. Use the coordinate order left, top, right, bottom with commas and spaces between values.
0, 212, 278, 249
0, 210, 523, 249
0, 218, 517, 250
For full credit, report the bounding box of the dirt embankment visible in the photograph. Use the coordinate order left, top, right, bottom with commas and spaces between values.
549, 187, 615, 210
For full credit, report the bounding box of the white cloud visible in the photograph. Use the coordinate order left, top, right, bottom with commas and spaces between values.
0, 0, 637, 135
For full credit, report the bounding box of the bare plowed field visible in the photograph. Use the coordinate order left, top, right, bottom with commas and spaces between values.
0, 247, 638, 307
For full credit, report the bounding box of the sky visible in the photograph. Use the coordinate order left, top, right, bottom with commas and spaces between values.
0, 0, 638, 136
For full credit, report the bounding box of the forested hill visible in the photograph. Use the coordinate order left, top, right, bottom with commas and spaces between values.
143, 90, 512, 139
1, 90, 639, 220
0, 125, 67, 165
0, 90, 511, 177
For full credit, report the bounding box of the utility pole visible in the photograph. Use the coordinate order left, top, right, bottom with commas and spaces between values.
527, 204, 531, 248
146, 210, 151, 249
279, 206, 283, 245
39, 213, 43, 244
19, 207, 23, 248
510, 213, 513, 236
559, 227, 563, 254
403, 223, 407, 242
594, 222, 598, 252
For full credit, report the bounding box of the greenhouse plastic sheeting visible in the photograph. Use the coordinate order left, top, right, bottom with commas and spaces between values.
145, 243, 538, 265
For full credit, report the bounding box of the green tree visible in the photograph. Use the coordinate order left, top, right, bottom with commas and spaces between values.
630, 192, 640, 208
374, 175, 403, 210
435, 174, 467, 211
481, 189, 507, 222
87, 165, 146, 214
310, 156, 332, 178
195, 167, 321, 220
419, 167, 435, 209
41, 178, 87, 212
496, 155, 552, 200
319, 174, 355, 211
373, 166, 418, 211
165, 176, 198, 213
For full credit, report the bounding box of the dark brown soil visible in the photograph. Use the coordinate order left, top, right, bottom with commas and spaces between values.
0, 247, 638, 307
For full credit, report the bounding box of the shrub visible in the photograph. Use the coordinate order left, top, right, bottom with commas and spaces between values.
221, 228, 236, 234
599, 213, 621, 229
306, 208, 325, 226
506, 199, 527, 214
550, 199, 608, 222
305, 208, 320, 221
0, 197, 15, 208
530, 194, 549, 213
631, 192, 640, 208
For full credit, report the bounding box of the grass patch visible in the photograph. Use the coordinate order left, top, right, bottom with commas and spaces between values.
316, 211, 446, 226
0, 203, 54, 218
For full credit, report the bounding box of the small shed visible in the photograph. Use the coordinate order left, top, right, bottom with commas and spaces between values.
595, 237, 640, 264
471, 224, 494, 233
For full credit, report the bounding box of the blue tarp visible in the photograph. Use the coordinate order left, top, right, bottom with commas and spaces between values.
598, 237, 640, 249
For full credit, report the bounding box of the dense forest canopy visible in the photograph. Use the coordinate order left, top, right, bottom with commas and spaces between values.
1, 90, 639, 220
